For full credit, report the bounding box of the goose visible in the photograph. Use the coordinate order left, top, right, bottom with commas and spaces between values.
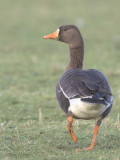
44, 25, 113, 150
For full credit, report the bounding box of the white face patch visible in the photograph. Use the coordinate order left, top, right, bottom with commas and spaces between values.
57, 28, 60, 32
57, 28, 60, 38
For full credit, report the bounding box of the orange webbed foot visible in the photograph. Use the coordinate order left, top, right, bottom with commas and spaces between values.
76, 125, 100, 151
67, 116, 78, 143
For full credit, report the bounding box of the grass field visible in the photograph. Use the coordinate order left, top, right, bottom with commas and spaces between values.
0, 0, 120, 159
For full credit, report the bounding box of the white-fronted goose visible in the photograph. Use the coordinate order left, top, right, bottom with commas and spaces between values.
44, 25, 113, 150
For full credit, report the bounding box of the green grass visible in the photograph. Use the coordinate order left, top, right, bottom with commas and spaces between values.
0, 0, 120, 159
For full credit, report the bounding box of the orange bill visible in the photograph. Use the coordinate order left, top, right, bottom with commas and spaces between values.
44, 29, 59, 40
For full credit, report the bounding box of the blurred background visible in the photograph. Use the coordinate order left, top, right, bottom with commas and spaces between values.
0, 0, 120, 159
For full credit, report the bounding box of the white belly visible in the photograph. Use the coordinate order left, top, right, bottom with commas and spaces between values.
69, 98, 108, 120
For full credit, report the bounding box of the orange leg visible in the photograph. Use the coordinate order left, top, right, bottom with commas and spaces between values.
76, 125, 99, 151
67, 116, 78, 143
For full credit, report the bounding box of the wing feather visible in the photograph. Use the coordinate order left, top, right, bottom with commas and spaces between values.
57, 68, 112, 102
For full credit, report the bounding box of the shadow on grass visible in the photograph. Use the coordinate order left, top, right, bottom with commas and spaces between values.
54, 134, 120, 152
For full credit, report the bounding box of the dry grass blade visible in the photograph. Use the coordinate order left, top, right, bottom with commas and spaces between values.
39, 108, 43, 124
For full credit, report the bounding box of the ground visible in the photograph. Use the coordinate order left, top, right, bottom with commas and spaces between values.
0, 0, 120, 159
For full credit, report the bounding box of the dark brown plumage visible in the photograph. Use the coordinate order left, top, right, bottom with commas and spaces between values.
44, 25, 113, 150
56, 68, 112, 120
